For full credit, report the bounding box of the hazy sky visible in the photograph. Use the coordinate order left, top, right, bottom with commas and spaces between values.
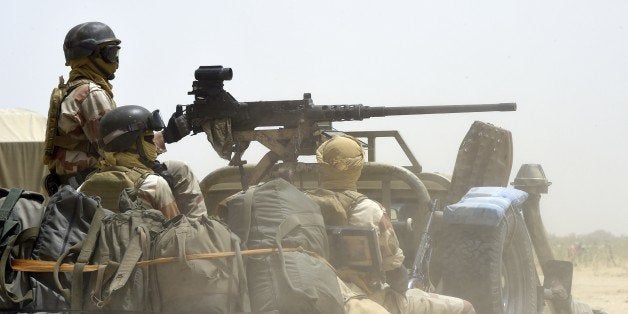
2, 1, 626, 235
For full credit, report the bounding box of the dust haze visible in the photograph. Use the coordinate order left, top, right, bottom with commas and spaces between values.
1, 1, 626, 239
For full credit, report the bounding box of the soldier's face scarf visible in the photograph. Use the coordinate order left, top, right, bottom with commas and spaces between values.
316, 135, 364, 191
100, 151, 152, 172
67, 55, 117, 98
141, 132, 158, 162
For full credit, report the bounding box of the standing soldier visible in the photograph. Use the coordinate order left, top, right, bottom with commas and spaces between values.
43, 21, 121, 194
307, 135, 475, 314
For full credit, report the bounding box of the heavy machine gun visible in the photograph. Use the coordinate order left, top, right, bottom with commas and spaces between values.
164, 65, 516, 186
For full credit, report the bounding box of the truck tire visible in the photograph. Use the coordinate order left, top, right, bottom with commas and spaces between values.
440, 207, 537, 314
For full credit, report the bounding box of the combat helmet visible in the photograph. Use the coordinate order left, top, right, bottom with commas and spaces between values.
63, 21, 121, 62
99, 105, 165, 153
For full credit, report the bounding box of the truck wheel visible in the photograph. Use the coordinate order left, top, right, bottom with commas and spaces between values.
440, 207, 537, 314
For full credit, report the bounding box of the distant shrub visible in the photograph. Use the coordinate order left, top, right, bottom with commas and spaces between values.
548, 230, 628, 267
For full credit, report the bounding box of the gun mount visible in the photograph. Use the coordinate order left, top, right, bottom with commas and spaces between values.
166, 65, 516, 187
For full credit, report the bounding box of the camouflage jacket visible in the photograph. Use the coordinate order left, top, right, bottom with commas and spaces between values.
48, 81, 116, 175
137, 174, 180, 219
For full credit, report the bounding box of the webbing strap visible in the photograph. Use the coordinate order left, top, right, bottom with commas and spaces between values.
231, 233, 251, 312
107, 230, 144, 295
0, 188, 23, 222
70, 263, 86, 309
275, 213, 324, 245
239, 187, 255, 241
76, 208, 106, 264
69, 207, 106, 310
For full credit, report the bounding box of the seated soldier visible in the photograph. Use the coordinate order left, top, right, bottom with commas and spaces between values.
79, 105, 181, 218
307, 135, 475, 314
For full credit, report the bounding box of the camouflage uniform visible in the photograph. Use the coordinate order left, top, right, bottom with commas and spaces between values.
135, 173, 179, 219
49, 81, 115, 176
163, 160, 207, 218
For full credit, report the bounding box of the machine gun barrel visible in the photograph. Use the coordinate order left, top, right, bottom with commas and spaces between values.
305, 102, 516, 123
367, 102, 516, 117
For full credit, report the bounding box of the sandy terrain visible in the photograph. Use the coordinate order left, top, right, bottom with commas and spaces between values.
570, 264, 628, 313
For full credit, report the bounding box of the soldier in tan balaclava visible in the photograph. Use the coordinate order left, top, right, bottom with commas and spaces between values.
308, 135, 475, 314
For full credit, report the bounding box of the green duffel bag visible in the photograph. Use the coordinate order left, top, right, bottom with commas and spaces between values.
0, 188, 45, 310
54, 189, 166, 312
83, 208, 167, 312
151, 215, 249, 313
226, 178, 344, 314
247, 251, 344, 314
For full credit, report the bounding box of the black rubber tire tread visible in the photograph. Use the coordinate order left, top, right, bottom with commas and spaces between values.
446, 121, 513, 205
440, 208, 537, 314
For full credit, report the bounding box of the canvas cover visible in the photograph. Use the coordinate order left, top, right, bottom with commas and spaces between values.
0, 109, 47, 194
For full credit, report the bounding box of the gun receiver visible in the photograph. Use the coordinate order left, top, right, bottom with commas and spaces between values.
167, 65, 516, 186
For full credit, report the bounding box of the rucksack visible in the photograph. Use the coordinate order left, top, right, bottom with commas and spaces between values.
84, 207, 166, 311
41, 187, 162, 311
226, 178, 344, 314
151, 215, 249, 313
0, 188, 45, 309
80, 165, 152, 212
43, 77, 91, 166
25, 185, 106, 311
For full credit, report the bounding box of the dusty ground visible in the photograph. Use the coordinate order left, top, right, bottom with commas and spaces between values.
569, 263, 628, 313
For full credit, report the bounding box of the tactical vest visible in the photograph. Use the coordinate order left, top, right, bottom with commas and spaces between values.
307, 188, 388, 292
43, 77, 93, 166
305, 188, 367, 226
80, 166, 152, 212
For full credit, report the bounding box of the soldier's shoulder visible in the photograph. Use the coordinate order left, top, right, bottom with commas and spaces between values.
354, 198, 384, 211
85, 81, 106, 93
63, 80, 103, 101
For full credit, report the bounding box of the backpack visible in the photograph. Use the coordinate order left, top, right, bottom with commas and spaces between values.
43, 77, 91, 166
151, 215, 249, 313
80, 165, 152, 212
84, 207, 166, 311
72, 188, 166, 311
0, 188, 45, 309
43, 187, 163, 311
226, 178, 344, 314
25, 185, 105, 311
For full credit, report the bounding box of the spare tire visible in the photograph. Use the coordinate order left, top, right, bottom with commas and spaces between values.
440, 206, 538, 314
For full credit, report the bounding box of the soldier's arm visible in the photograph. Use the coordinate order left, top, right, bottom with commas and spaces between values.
77, 84, 117, 146
136, 174, 180, 219
350, 199, 408, 292
349, 199, 405, 271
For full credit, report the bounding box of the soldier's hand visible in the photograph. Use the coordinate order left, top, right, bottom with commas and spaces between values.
163, 107, 190, 143
386, 265, 410, 294
153, 131, 167, 154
